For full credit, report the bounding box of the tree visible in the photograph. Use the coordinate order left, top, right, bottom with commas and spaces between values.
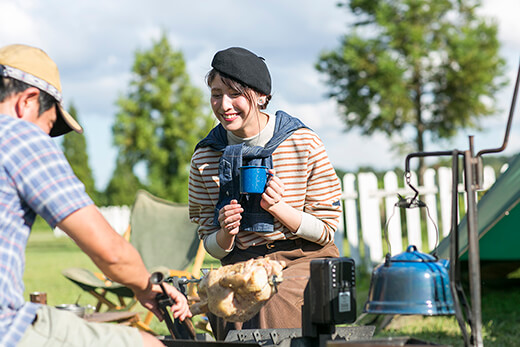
104, 159, 142, 206
316, 0, 507, 176
112, 33, 214, 202
62, 103, 99, 203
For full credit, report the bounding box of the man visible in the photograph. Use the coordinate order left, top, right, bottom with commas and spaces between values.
0, 44, 191, 347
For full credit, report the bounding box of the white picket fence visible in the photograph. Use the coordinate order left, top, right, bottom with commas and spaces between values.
336, 164, 508, 271
54, 165, 507, 271
53, 205, 131, 237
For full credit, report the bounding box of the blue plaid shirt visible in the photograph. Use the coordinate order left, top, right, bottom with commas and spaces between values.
0, 114, 93, 346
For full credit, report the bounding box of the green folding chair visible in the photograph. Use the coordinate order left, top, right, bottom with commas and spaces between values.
62, 189, 205, 332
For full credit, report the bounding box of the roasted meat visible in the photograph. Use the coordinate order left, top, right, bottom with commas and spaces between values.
190, 257, 286, 322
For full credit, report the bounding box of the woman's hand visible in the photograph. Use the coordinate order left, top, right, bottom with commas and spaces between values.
260, 169, 302, 232
218, 199, 243, 237
261, 169, 285, 211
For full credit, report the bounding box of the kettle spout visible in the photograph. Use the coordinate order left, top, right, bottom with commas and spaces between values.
438, 258, 450, 269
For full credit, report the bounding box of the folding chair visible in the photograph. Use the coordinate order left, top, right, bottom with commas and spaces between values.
62, 189, 206, 332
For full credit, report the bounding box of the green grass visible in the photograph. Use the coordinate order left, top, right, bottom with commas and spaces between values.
24, 223, 520, 344
25, 219, 218, 335
24, 231, 99, 305
372, 282, 520, 347
355, 264, 520, 347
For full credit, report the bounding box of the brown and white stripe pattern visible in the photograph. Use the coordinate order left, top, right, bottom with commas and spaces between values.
189, 128, 342, 254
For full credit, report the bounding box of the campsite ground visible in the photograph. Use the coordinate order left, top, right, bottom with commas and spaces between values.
24, 219, 520, 346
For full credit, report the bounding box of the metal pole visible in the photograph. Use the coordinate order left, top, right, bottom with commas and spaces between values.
463, 147, 483, 347
449, 152, 471, 347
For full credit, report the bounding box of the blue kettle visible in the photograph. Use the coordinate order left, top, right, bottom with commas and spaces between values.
364, 245, 455, 315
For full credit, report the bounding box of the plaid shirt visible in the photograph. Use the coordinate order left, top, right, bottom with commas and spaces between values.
0, 114, 93, 346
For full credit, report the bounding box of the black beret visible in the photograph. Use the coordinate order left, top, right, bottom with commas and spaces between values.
211, 47, 271, 95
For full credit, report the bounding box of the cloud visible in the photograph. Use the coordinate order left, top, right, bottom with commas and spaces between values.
0, 2, 45, 45
479, 0, 520, 48
1, 0, 518, 189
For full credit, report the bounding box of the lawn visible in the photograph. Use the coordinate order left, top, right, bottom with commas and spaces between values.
24, 218, 219, 335
24, 219, 520, 346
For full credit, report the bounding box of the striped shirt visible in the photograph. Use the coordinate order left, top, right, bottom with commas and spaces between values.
189, 125, 342, 259
0, 114, 93, 346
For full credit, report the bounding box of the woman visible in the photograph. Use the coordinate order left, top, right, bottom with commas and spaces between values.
188, 47, 342, 335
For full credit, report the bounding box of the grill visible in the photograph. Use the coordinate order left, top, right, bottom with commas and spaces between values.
154, 257, 375, 347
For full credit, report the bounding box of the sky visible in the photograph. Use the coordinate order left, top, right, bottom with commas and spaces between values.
1, 0, 519, 190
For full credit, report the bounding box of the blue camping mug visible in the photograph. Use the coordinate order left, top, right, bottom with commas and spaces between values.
239, 166, 272, 194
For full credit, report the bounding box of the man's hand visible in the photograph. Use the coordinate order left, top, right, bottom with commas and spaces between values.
135, 281, 192, 322
59, 206, 192, 322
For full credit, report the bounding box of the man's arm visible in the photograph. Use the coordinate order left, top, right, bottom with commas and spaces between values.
57, 204, 191, 321
58, 205, 149, 291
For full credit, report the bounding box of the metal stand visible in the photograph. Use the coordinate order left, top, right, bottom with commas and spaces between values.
404, 144, 483, 347
402, 59, 519, 347
224, 326, 375, 347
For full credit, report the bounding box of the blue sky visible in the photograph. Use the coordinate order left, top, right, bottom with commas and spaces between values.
2, 0, 519, 190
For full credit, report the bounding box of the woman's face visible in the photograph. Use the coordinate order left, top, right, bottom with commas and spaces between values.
210, 74, 262, 138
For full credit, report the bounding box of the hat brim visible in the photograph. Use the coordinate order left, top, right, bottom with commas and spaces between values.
50, 104, 83, 137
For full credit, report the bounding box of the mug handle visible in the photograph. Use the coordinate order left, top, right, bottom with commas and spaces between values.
265, 171, 274, 187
